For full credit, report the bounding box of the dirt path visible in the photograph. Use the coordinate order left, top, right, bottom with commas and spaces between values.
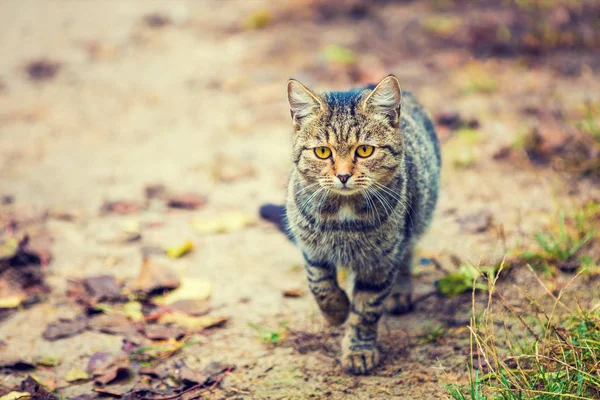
1, 1, 599, 399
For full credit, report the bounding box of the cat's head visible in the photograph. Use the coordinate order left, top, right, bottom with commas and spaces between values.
287, 75, 403, 195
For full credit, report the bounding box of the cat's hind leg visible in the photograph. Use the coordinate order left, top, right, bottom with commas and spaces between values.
385, 245, 414, 315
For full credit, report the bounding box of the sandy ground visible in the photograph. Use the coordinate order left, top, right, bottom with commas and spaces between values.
1, 1, 599, 399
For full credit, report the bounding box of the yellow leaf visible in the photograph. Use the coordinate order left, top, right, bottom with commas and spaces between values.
65, 367, 89, 382
243, 10, 272, 30
154, 278, 211, 304
166, 240, 194, 259
158, 312, 227, 331
122, 301, 144, 322
36, 355, 61, 367
0, 238, 19, 259
0, 295, 24, 309
0, 392, 31, 400
191, 212, 256, 234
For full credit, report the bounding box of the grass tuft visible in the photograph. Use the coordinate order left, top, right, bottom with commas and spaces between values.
445, 264, 600, 399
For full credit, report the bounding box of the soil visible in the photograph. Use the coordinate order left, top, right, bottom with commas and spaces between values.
0, 1, 599, 399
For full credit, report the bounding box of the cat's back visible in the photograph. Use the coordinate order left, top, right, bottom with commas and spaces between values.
400, 90, 440, 238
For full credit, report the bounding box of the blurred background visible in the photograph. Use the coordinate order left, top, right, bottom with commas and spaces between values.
0, 1, 599, 399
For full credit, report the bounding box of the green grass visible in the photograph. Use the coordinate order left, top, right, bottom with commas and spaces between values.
445, 203, 600, 399
447, 310, 600, 399
517, 206, 597, 273
535, 210, 594, 263
575, 103, 600, 142
419, 323, 449, 344
248, 322, 287, 344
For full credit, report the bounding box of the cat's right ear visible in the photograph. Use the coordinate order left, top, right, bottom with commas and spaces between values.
287, 79, 324, 131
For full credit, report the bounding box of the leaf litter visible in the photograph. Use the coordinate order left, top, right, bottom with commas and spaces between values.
191, 211, 257, 234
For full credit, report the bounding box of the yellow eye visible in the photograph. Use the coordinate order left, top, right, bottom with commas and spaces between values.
356, 145, 374, 158
314, 146, 331, 159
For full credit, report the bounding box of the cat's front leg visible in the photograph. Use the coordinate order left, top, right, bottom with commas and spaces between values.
304, 256, 350, 326
342, 267, 396, 375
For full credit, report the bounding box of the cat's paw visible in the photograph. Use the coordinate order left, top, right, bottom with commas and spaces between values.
319, 289, 350, 326
385, 293, 414, 315
341, 346, 380, 375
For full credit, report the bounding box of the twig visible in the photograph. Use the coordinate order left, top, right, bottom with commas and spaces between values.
148, 367, 233, 400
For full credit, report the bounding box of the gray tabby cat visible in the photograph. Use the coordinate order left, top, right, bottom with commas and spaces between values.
279, 75, 440, 374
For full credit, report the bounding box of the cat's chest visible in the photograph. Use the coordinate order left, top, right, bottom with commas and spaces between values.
336, 205, 356, 221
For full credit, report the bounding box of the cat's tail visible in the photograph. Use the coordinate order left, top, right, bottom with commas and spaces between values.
259, 204, 295, 244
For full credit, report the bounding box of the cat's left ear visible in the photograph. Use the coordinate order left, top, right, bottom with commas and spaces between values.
287, 79, 325, 131
361, 75, 402, 128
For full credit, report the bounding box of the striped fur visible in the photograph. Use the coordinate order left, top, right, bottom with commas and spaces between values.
285, 76, 440, 375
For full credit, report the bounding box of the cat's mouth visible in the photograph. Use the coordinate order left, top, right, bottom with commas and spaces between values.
331, 186, 362, 196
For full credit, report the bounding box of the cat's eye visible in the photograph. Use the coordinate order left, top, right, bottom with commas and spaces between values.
356, 145, 374, 158
314, 146, 332, 159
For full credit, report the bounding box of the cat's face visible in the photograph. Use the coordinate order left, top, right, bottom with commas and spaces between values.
288, 76, 403, 196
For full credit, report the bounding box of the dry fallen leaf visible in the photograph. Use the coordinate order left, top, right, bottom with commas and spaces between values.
0, 392, 31, 400
191, 212, 257, 234
282, 288, 304, 298
20, 376, 57, 399
0, 295, 24, 309
154, 278, 211, 305
167, 193, 207, 210
93, 364, 131, 386
143, 324, 186, 341
122, 301, 144, 322
87, 352, 114, 376
83, 275, 121, 302
43, 316, 88, 341
134, 258, 180, 295
158, 313, 228, 331
170, 298, 211, 316
165, 240, 194, 259
88, 314, 137, 336
65, 367, 90, 382
36, 356, 61, 367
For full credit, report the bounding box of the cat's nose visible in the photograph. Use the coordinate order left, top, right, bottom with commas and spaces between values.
337, 174, 351, 184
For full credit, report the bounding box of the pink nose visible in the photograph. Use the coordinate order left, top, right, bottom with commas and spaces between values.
337, 174, 351, 184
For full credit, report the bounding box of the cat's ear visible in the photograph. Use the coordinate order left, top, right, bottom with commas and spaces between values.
361, 75, 402, 128
287, 79, 324, 130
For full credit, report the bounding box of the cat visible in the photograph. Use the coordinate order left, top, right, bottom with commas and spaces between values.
261, 75, 440, 375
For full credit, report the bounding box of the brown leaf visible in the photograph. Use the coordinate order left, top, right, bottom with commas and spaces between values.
143, 324, 186, 341
86, 352, 114, 375
94, 364, 131, 386
88, 314, 138, 336
72, 396, 95, 400
138, 366, 168, 380
282, 288, 303, 298
121, 339, 141, 354
25, 60, 60, 82
144, 13, 171, 28
83, 275, 122, 302
134, 258, 179, 295
157, 313, 228, 332
166, 193, 207, 210
94, 387, 124, 397
169, 299, 211, 316
101, 200, 140, 215
175, 360, 207, 386
144, 184, 167, 200
42, 316, 88, 341
19, 376, 57, 400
